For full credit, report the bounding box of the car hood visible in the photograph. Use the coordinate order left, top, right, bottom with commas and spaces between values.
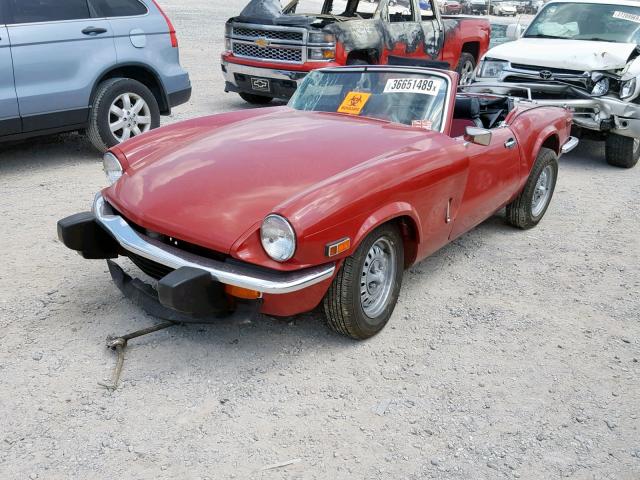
488, 38, 639, 71
106, 109, 428, 254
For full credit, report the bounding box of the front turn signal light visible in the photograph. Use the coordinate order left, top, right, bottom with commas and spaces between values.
225, 285, 262, 300
326, 238, 351, 257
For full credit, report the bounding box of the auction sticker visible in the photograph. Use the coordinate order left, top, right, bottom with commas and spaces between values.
384, 78, 441, 95
338, 91, 372, 115
613, 11, 640, 24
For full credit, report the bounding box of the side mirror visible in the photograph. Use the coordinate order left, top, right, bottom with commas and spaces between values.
464, 126, 492, 146
506, 23, 524, 41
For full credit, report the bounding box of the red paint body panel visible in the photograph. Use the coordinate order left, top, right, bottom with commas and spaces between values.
107, 78, 572, 317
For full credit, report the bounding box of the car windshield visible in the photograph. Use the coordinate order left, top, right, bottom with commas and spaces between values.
289, 69, 449, 130
524, 2, 640, 43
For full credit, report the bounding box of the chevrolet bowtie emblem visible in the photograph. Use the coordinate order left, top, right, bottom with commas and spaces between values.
255, 37, 269, 48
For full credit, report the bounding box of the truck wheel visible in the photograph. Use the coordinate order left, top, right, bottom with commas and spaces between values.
87, 78, 160, 153
506, 147, 558, 229
605, 134, 640, 168
456, 52, 476, 85
239, 92, 273, 105
323, 224, 404, 340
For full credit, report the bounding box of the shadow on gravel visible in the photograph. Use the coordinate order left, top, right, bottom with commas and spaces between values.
560, 139, 609, 170
0, 131, 99, 172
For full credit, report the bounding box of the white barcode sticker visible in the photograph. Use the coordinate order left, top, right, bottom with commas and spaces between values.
613, 11, 640, 24
383, 78, 441, 95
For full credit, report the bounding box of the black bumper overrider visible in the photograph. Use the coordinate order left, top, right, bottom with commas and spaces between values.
58, 213, 243, 321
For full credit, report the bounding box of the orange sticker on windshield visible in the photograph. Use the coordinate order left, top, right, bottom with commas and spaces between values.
338, 91, 371, 115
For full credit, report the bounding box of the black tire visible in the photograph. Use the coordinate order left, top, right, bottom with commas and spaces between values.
346, 57, 369, 66
506, 147, 558, 229
323, 223, 404, 340
87, 78, 160, 153
605, 134, 640, 168
238, 92, 274, 105
456, 52, 476, 85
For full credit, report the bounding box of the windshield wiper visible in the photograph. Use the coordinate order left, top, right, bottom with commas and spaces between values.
524, 34, 569, 39
581, 37, 617, 43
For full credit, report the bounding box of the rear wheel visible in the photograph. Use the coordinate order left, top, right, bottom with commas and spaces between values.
456, 52, 476, 85
238, 92, 274, 105
506, 147, 558, 229
323, 224, 404, 340
87, 78, 160, 152
605, 134, 640, 168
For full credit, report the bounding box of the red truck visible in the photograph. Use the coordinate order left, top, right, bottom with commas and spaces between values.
221, 0, 490, 104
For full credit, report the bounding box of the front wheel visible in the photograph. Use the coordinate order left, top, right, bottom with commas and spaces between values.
323, 224, 404, 340
605, 134, 640, 168
506, 147, 558, 229
238, 92, 274, 105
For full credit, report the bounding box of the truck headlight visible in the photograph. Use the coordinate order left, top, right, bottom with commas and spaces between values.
261, 214, 296, 262
620, 78, 637, 99
478, 59, 508, 78
591, 77, 610, 97
308, 32, 335, 44
103, 152, 123, 185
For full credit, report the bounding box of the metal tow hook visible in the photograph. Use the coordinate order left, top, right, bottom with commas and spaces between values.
98, 321, 176, 391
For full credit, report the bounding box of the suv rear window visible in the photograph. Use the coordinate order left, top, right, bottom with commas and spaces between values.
91, 0, 148, 17
8, 0, 91, 24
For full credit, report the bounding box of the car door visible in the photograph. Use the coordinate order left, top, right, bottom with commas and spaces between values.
378, 0, 429, 62
0, 0, 20, 136
6, 0, 116, 132
449, 127, 521, 239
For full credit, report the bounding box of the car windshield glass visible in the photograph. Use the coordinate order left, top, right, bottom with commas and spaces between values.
289, 69, 449, 130
524, 2, 640, 43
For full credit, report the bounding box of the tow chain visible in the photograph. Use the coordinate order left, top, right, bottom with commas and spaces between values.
98, 321, 177, 391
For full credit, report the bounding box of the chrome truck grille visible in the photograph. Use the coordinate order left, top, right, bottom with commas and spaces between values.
230, 23, 307, 64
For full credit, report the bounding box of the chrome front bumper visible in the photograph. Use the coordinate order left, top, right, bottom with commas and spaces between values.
92, 194, 335, 294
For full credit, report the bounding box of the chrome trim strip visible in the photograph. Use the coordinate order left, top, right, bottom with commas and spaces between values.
561, 136, 579, 154
93, 195, 336, 294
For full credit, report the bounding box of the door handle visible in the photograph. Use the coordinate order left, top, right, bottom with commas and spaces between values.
504, 138, 517, 149
82, 27, 108, 35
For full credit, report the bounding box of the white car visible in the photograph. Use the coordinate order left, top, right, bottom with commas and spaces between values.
474, 0, 640, 168
492, 1, 518, 15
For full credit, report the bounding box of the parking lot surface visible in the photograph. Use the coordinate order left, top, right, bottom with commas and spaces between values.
0, 2, 638, 479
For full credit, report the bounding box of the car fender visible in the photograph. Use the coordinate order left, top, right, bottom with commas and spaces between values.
353, 202, 422, 254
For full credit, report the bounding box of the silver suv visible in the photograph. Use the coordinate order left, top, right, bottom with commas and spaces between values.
0, 0, 191, 151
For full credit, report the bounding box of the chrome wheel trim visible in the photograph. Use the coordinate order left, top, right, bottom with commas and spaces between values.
531, 165, 554, 217
460, 60, 475, 85
360, 237, 397, 319
109, 93, 151, 143
633, 138, 639, 155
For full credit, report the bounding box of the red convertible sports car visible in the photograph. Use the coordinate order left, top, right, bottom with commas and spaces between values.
58, 65, 577, 340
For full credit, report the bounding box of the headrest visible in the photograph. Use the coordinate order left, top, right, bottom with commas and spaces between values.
454, 96, 481, 119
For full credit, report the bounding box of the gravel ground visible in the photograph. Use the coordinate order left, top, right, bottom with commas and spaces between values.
1, 3, 638, 479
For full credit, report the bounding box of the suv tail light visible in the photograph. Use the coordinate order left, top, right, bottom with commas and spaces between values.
151, 0, 178, 48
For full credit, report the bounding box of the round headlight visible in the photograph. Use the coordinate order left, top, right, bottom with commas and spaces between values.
261, 214, 296, 262
103, 152, 123, 185
591, 78, 610, 97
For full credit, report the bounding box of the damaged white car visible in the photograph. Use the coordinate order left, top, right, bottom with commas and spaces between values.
474, 0, 640, 168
